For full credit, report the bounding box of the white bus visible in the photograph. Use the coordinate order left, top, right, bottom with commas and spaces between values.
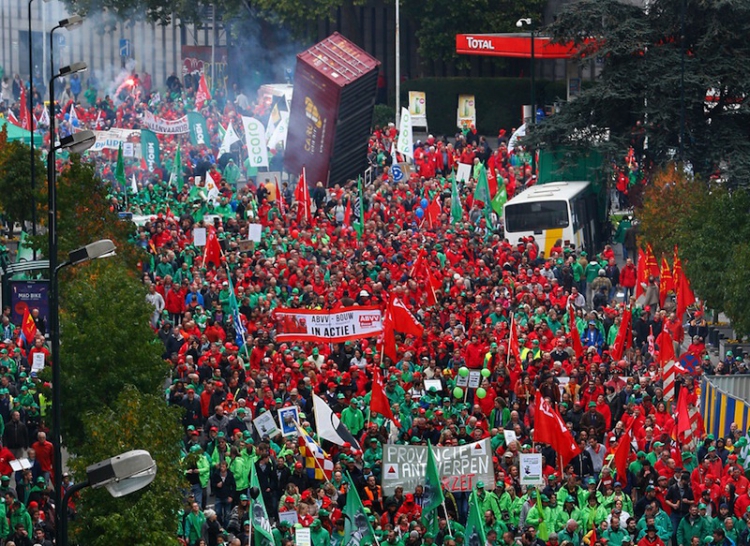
502, 181, 601, 256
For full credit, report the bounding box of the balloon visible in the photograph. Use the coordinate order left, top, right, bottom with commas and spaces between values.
481, 368, 491, 378
458, 366, 469, 378
72, 119, 79, 127
64, 113, 70, 121
476, 387, 487, 399
291, 229, 299, 239
420, 198, 429, 209
453, 386, 464, 399
415, 207, 424, 219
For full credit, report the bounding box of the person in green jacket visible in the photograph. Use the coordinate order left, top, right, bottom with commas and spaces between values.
678, 506, 712, 546
578, 493, 608, 533
558, 518, 581, 545
557, 496, 582, 532
341, 399, 365, 437
603, 515, 631, 546
310, 518, 331, 546
526, 493, 555, 533
182, 502, 206, 545
7, 500, 32, 539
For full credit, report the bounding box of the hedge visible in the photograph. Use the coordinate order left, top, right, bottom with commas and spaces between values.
400, 77, 568, 136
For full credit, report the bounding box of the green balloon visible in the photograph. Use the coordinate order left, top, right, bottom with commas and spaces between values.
481, 368, 491, 378
458, 366, 470, 378
476, 387, 487, 399
453, 387, 464, 399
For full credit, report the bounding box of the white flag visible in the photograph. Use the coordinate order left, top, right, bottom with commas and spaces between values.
397, 107, 413, 159
68, 103, 79, 132
37, 107, 50, 127
130, 173, 138, 194
205, 175, 220, 205
267, 112, 289, 151
241, 116, 269, 169
312, 394, 361, 449
219, 122, 241, 155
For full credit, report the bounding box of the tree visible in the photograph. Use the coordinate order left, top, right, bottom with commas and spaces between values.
0, 127, 44, 229
68, 386, 184, 546
529, 0, 750, 186
58, 259, 172, 449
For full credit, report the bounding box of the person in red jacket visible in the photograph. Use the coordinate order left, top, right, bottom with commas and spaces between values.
620, 258, 637, 301
30, 432, 54, 483
638, 525, 666, 546
0, 441, 15, 477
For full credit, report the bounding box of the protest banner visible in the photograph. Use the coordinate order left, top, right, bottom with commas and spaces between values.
141, 110, 189, 134
381, 439, 493, 495
272, 306, 383, 343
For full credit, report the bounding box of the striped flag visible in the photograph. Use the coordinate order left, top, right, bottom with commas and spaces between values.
296, 423, 333, 481
657, 329, 684, 401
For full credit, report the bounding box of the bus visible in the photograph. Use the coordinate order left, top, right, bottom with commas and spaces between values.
503, 181, 603, 256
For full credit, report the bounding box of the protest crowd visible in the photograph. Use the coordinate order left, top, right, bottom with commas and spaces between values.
0, 67, 744, 546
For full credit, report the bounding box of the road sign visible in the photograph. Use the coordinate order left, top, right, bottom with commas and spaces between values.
119, 39, 132, 58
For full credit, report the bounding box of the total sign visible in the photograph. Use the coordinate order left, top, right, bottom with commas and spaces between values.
464, 36, 496, 51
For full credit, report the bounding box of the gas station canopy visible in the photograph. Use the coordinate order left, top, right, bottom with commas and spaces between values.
456, 33, 579, 59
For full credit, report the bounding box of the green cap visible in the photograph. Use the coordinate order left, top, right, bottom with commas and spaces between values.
476, 481, 485, 488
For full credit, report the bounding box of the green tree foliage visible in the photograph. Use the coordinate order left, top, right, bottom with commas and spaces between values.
68, 386, 184, 546
529, 0, 750, 185
34, 154, 143, 269
0, 128, 44, 228
59, 259, 171, 449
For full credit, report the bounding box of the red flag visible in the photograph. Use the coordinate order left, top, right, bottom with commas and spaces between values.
423, 268, 442, 306
202, 227, 222, 268
371, 367, 400, 427
613, 422, 635, 486
673, 247, 695, 318
610, 306, 632, 361
6, 109, 21, 128
568, 306, 584, 360
486, 155, 498, 196
409, 249, 427, 278
294, 170, 312, 225
659, 256, 674, 306
508, 316, 522, 364
19, 86, 31, 131
676, 388, 691, 438
343, 198, 352, 229
21, 307, 37, 344
534, 395, 581, 465
635, 248, 647, 299
274, 177, 286, 218
657, 329, 675, 366
425, 195, 441, 228
389, 296, 424, 337
195, 73, 212, 109
645, 243, 660, 278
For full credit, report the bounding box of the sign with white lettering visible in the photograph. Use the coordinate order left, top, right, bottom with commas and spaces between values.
381, 439, 493, 495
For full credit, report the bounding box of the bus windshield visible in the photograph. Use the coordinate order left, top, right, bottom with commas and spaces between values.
504, 200, 570, 233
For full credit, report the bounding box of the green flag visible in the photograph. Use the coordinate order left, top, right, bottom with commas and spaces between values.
170, 143, 183, 189
473, 165, 492, 220
140, 129, 161, 173
465, 492, 487, 546
343, 472, 376, 546
249, 464, 275, 545
354, 176, 365, 240
115, 143, 126, 188
450, 174, 462, 223
188, 112, 209, 146
535, 487, 550, 540
491, 178, 508, 217
421, 441, 446, 534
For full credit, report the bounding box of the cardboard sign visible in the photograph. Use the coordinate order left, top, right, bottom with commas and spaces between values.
455, 374, 469, 387
253, 411, 280, 439
381, 439, 493, 495
193, 227, 207, 247
519, 453, 544, 485
278, 406, 300, 438
295, 527, 311, 546
279, 510, 298, 526
503, 429, 518, 446
468, 371, 481, 389
32, 353, 45, 372
424, 379, 442, 393
248, 224, 263, 242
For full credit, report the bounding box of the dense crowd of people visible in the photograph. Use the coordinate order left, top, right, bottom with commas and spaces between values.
0, 68, 740, 546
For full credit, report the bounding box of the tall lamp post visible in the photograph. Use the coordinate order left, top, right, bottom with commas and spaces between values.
516, 18, 535, 173
27, 0, 51, 248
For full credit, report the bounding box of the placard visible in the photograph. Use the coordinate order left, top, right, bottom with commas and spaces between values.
253, 411, 280, 439
381, 439, 493, 495
9, 458, 32, 472
519, 453, 544, 485
424, 379, 442, 393
468, 371, 481, 389
503, 430, 518, 446
193, 227, 207, 247
456, 163, 472, 182
122, 142, 135, 157
279, 510, 298, 526
295, 527, 311, 546
248, 224, 263, 242
455, 374, 469, 387
408, 91, 427, 127
32, 353, 45, 372
278, 406, 300, 437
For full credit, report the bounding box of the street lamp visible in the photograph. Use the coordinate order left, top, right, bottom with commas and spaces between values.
27, 0, 51, 252
60, 450, 156, 546
516, 18, 535, 126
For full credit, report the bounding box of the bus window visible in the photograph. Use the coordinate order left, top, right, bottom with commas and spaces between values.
505, 201, 570, 233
